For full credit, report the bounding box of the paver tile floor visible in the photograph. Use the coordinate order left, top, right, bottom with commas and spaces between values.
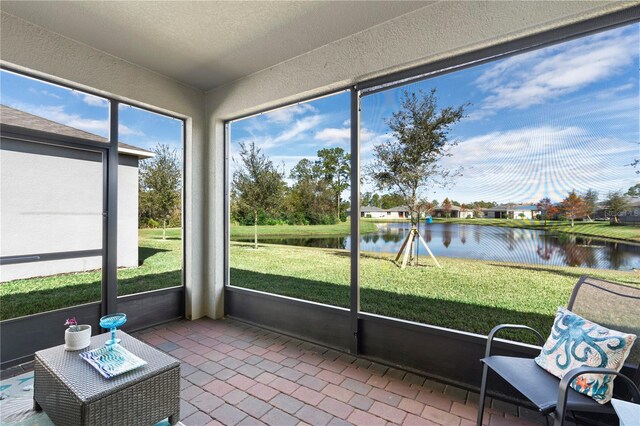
133, 318, 542, 426
1, 317, 544, 426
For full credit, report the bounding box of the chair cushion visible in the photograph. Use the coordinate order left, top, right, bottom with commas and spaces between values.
482, 356, 612, 414
534, 307, 637, 404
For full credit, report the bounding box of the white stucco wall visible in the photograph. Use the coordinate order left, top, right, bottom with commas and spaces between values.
205, 1, 633, 319
118, 154, 140, 269
0, 140, 142, 281
0, 139, 103, 281
1, 11, 205, 318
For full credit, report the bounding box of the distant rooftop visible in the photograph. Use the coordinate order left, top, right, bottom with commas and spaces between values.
0, 105, 154, 159
484, 204, 538, 211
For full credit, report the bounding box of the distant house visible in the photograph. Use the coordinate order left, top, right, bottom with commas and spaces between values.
346, 206, 387, 218
347, 205, 411, 219
482, 204, 540, 219
386, 206, 410, 219
594, 197, 640, 224
0, 105, 154, 282
432, 205, 474, 218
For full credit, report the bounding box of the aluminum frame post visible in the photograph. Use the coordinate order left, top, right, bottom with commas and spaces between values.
350, 87, 361, 354
103, 101, 119, 317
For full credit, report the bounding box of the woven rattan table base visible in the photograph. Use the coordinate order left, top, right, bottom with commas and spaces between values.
34, 332, 180, 426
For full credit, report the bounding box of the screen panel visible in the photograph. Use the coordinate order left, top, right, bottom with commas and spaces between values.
357, 23, 640, 343
228, 92, 352, 308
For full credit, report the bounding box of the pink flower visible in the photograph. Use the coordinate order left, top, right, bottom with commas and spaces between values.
65, 317, 80, 331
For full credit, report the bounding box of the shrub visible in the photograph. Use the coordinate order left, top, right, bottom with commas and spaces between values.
147, 218, 160, 228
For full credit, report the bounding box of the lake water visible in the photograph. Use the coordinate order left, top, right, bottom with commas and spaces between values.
233, 222, 640, 271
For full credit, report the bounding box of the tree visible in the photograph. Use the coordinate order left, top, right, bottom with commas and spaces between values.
560, 190, 586, 227
361, 192, 373, 207
473, 205, 484, 218
368, 89, 466, 268
627, 183, 640, 197
371, 193, 381, 208
315, 148, 350, 221
368, 89, 466, 226
139, 144, 181, 240
379, 193, 406, 209
232, 142, 285, 248
605, 191, 629, 224
582, 189, 598, 221
361, 192, 382, 208
536, 197, 558, 226
288, 158, 335, 225
442, 197, 453, 218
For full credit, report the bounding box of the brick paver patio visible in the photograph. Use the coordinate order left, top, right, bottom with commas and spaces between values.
132, 318, 543, 426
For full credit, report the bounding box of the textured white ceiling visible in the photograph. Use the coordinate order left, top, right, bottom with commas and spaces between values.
0, 1, 431, 90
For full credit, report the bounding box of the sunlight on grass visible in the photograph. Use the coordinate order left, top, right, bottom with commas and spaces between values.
230, 242, 640, 343
0, 228, 183, 320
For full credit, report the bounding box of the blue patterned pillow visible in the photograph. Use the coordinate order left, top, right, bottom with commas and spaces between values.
534, 307, 636, 404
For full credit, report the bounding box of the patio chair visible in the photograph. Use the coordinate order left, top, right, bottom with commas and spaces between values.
477, 275, 640, 426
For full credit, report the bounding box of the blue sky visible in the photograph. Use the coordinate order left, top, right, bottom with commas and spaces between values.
231, 23, 639, 204
0, 70, 183, 156
1, 23, 637, 205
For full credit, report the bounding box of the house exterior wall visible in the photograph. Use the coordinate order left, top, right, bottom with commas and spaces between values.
118, 154, 140, 269
361, 211, 387, 219
386, 212, 408, 219
513, 209, 538, 219
460, 211, 473, 219
1, 11, 205, 317
0, 138, 140, 281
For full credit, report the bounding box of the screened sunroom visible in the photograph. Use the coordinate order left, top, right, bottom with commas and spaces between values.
1, 2, 639, 425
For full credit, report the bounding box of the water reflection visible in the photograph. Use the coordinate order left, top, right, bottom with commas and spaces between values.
233, 222, 640, 271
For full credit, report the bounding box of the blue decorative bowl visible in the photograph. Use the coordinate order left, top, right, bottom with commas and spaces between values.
99, 313, 127, 349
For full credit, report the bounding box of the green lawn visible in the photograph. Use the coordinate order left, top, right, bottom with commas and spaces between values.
4, 223, 639, 346
230, 220, 376, 238
0, 228, 182, 321
230, 242, 640, 343
364, 217, 640, 243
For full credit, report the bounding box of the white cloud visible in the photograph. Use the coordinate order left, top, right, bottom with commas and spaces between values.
28, 87, 62, 100
82, 94, 108, 107
235, 114, 326, 153
441, 126, 638, 203
274, 114, 324, 144
473, 27, 639, 115
264, 103, 318, 124
314, 127, 350, 143
5, 101, 143, 138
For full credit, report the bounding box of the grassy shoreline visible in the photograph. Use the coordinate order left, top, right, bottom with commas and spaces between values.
363, 217, 640, 243
3, 224, 638, 344
230, 220, 376, 238
230, 242, 639, 343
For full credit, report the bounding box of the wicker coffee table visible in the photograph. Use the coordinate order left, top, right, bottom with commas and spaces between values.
34, 331, 180, 426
